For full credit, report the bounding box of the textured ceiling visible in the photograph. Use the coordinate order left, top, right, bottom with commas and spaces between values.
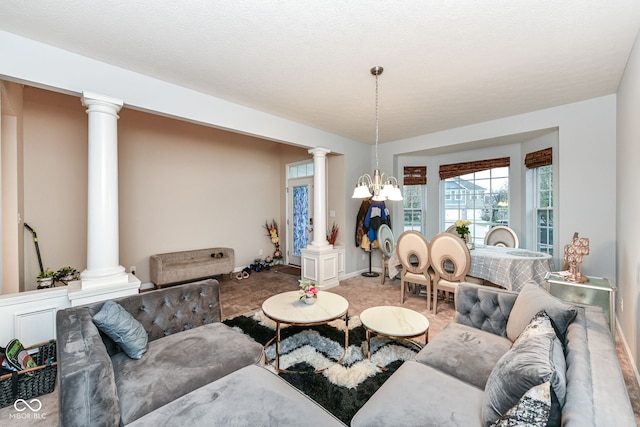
1, 1, 639, 144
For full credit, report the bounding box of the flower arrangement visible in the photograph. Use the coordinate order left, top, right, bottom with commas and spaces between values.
298, 279, 319, 300
327, 223, 339, 245
455, 219, 472, 238
265, 220, 282, 258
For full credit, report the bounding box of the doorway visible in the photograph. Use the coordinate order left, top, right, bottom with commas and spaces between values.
287, 177, 313, 266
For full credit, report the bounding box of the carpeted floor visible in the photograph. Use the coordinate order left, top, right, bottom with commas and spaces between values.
4, 268, 638, 425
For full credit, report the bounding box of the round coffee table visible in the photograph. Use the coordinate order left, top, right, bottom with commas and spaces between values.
261, 290, 349, 372
359, 306, 429, 359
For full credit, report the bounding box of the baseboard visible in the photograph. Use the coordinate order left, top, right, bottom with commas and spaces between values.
617, 317, 640, 388
139, 282, 155, 291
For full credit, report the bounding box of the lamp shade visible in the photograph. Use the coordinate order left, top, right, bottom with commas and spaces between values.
352, 184, 372, 199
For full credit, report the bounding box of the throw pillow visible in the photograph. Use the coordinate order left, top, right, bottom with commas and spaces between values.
490, 381, 551, 427
483, 314, 566, 426
513, 310, 557, 345
506, 281, 577, 342
92, 300, 148, 359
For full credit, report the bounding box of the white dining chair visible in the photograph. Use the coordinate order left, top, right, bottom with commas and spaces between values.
484, 226, 519, 248
430, 232, 474, 314
378, 224, 395, 285
396, 231, 432, 310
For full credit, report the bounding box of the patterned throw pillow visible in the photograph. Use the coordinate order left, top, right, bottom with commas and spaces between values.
483, 311, 567, 426
93, 300, 149, 359
491, 381, 551, 427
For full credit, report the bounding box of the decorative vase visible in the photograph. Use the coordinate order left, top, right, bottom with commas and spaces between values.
303, 297, 316, 305
466, 241, 475, 250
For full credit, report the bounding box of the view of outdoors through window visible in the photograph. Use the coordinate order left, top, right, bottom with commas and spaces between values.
403, 185, 423, 232
535, 165, 553, 255
443, 167, 509, 245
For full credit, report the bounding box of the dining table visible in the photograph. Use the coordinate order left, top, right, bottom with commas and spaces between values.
466, 245, 554, 291
386, 244, 554, 292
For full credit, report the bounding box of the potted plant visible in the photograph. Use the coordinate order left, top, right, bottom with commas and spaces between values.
37, 268, 56, 288
56, 266, 78, 282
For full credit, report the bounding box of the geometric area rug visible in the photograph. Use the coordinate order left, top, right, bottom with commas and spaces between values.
223, 312, 418, 424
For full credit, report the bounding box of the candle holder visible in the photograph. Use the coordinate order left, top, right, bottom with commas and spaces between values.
564, 233, 590, 283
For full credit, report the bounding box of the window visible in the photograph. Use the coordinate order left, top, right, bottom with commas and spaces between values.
443, 168, 509, 244
403, 185, 423, 232
526, 148, 554, 255
288, 162, 313, 179
440, 157, 510, 245
403, 166, 426, 233
535, 166, 553, 254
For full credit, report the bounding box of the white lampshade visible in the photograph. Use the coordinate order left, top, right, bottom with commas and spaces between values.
352, 184, 372, 199
388, 186, 404, 201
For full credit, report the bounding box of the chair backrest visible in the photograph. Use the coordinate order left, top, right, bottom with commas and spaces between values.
377, 224, 395, 258
445, 224, 462, 237
484, 226, 519, 248
429, 232, 471, 281
396, 231, 430, 275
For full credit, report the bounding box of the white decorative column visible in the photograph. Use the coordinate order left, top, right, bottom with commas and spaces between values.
301, 147, 340, 289
68, 92, 140, 306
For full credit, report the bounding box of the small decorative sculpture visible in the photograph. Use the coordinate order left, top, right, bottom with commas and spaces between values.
564, 232, 590, 283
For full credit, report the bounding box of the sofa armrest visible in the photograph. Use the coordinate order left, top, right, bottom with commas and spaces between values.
455, 283, 518, 337
57, 307, 120, 427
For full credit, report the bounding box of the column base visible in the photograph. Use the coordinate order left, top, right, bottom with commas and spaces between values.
68, 273, 141, 307
300, 246, 340, 289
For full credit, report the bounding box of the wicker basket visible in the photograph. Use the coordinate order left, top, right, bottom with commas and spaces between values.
0, 340, 57, 409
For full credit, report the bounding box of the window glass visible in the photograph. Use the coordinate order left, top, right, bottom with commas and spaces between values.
289, 162, 314, 179
403, 185, 423, 232
442, 166, 509, 245
535, 165, 553, 255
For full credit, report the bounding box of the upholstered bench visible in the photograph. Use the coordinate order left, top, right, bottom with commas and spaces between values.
150, 247, 234, 287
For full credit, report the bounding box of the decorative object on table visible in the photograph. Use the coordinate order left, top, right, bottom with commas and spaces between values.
454, 219, 474, 249
299, 279, 318, 304
352, 66, 403, 202
264, 219, 281, 258
564, 232, 590, 283
327, 223, 339, 245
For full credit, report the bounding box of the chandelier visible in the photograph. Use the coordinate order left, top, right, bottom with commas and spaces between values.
352, 66, 403, 202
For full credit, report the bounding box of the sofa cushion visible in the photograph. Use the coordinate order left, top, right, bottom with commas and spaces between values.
506, 281, 577, 342
351, 361, 484, 427
491, 381, 551, 427
111, 322, 263, 424
92, 300, 148, 359
483, 313, 567, 426
128, 365, 345, 427
415, 322, 512, 389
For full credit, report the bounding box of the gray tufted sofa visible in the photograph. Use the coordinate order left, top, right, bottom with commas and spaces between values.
352, 282, 636, 426
56, 279, 344, 427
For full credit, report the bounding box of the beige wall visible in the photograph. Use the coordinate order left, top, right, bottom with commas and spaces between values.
1, 82, 24, 294
22, 87, 87, 291
20, 87, 311, 289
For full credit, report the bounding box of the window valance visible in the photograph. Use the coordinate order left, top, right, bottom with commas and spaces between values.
404, 166, 427, 185
525, 147, 552, 169
439, 157, 510, 180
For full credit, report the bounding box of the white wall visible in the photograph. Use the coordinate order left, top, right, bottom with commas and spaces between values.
382, 96, 617, 282
616, 28, 640, 371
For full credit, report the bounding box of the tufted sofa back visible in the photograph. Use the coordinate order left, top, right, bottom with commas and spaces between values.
455, 282, 518, 337
86, 279, 221, 346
